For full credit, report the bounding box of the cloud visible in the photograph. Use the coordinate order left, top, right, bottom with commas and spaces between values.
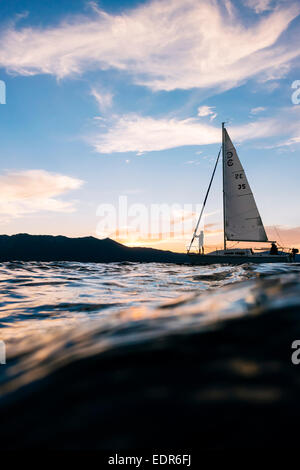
266, 225, 300, 247
265, 134, 300, 148
89, 115, 220, 153
254, 106, 300, 148
90, 87, 113, 111
0, 170, 83, 220
185, 160, 201, 165
283, 135, 300, 145
203, 222, 223, 235
0, 0, 299, 91
245, 0, 274, 13
197, 106, 217, 120
250, 106, 266, 114
88, 112, 294, 153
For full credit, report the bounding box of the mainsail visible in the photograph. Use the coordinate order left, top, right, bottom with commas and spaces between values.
223, 128, 268, 242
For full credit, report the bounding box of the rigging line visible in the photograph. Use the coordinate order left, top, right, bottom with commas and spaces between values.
187, 146, 222, 253
273, 225, 284, 248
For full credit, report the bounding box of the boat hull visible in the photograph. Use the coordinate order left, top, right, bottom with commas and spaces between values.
188, 253, 290, 265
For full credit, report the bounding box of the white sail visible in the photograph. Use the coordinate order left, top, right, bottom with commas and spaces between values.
223, 128, 268, 242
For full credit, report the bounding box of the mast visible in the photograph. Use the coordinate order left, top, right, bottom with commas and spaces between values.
187, 147, 221, 253
222, 122, 226, 251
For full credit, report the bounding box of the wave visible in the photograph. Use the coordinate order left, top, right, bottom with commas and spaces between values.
0, 262, 299, 449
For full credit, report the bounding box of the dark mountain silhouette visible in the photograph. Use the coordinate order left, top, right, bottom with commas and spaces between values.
0, 233, 188, 263
0, 234, 298, 264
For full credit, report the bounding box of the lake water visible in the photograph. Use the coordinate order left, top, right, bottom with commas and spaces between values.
0, 261, 300, 449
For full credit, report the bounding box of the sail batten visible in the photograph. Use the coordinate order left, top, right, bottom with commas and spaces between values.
223, 128, 268, 243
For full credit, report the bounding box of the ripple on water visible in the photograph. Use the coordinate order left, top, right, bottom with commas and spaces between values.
0, 260, 298, 339
0, 260, 299, 450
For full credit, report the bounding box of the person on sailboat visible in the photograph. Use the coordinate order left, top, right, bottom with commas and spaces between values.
291, 248, 298, 261
270, 242, 278, 255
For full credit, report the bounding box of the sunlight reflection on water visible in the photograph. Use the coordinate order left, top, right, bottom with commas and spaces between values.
0, 261, 252, 340
0, 260, 297, 346
0, 262, 298, 413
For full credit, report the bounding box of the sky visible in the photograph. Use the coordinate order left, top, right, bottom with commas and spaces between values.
0, 0, 299, 252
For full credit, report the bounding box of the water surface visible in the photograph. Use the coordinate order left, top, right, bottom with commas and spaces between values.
0, 261, 300, 449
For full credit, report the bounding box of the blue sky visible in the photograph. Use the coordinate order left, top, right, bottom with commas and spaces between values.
0, 0, 300, 251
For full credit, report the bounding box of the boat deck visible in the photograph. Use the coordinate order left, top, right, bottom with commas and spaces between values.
188, 253, 291, 265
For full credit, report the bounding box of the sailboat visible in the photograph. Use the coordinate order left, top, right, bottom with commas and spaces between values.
188, 123, 291, 265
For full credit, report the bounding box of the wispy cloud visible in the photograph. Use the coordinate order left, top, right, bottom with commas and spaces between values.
198, 106, 217, 120
266, 225, 300, 247
88, 111, 297, 153
90, 87, 113, 111
0, 170, 83, 220
184, 160, 202, 165
254, 106, 300, 148
89, 115, 220, 153
245, 0, 274, 13
250, 106, 266, 114
264, 134, 300, 148
0, 0, 299, 91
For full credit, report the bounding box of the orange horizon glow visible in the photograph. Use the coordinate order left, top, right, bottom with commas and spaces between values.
114, 223, 300, 252
116, 229, 300, 253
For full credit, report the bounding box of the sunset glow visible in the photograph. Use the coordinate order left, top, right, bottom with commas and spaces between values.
0, 0, 299, 251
